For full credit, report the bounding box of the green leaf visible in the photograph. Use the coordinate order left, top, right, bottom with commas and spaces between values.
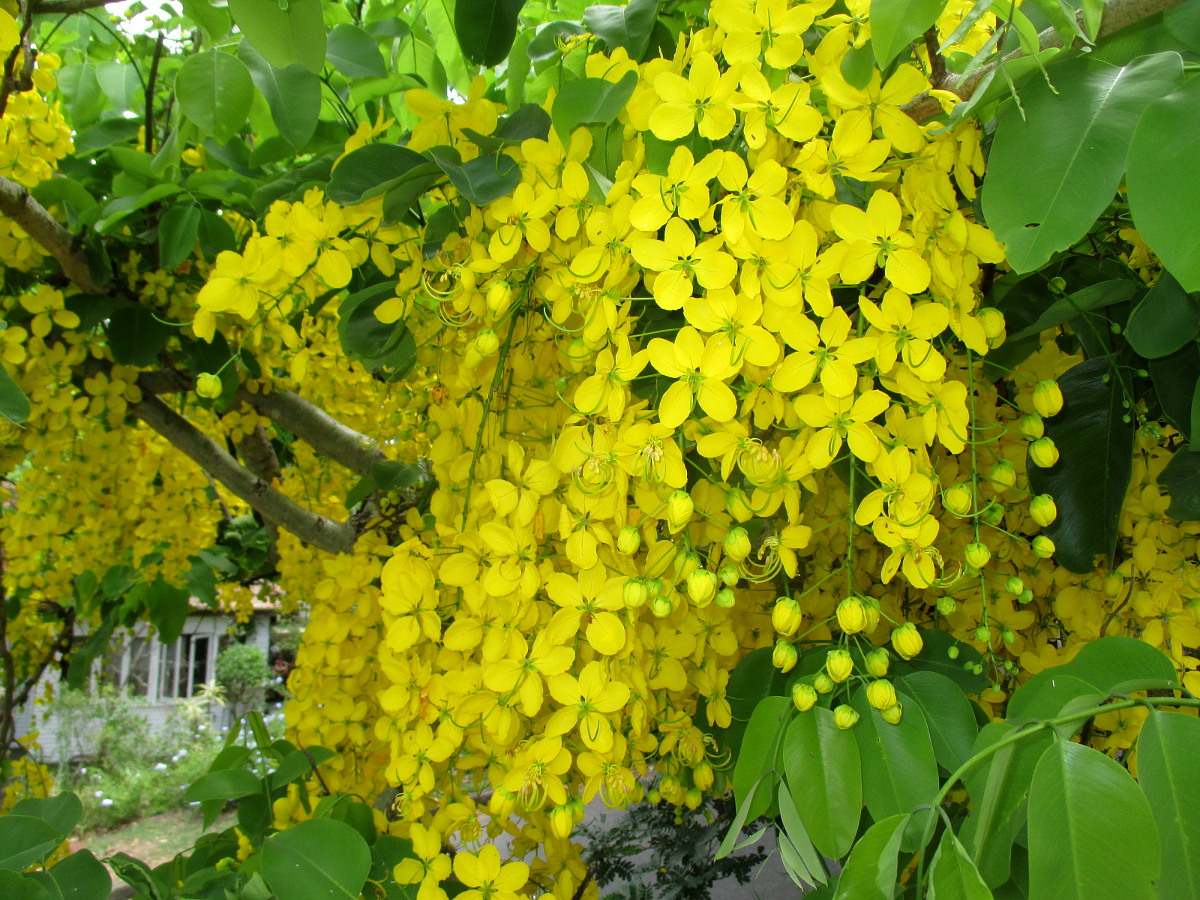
896, 671, 979, 771
158, 203, 202, 271
781, 706, 862, 859
929, 830, 994, 900
871, 0, 944, 69
454, 0, 527, 66
269, 746, 337, 789
890, 628, 989, 693
1125, 271, 1200, 358
179, 0, 231, 43
1165, 0, 1200, 52
1159, 444, 1200, 520
776, 788, 829, 885
106, 853, 163, 900
145, 577, 191, 644
1004, 673, 1102, 725
1137, 711, 1200, 899
1150, 341, 1200, 434
527, 21, 586, 62
0, 816, 63, 872
327, 144, 433, 205
0, 871, 52, 900
551, 72, 638, 138
1027, 739, 1158, 900
716, 772, 774, 860
851, 690, 938, 826
960, 722, 1055, 888
1007, 279, 1140, 343
584, 0, 660, 61
34, 850, 112, 900
1027, 357, 1135, 573
832, 814, 909, 900
11, 794, 81, 839
261, 819, 372, 900
107, 305, 173, 367
982, 53, 1184, 273
327, 24, 387, 79
175, 51, 255, 144
427, 147, 520, 207
238, 42, 321, 150
0, 363, 30, 425
732, 695, 791, 821
1127, 75, 1200, 292
227, 0, 326, 73
185, 768, 263, 803
841, 41, 875, 89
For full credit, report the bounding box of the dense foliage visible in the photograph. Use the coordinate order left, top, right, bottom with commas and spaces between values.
2, 0, 1200, 897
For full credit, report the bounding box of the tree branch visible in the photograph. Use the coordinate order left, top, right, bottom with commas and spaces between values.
240, 388, 386, 476
905, 0, 1187, 124
29, 0, 116, 14
0, 174, 97, 292
237, 424, 282, 568
129, 392, 356, 555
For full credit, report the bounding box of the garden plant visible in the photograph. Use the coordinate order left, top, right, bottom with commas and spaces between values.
2, 0, 1200, 897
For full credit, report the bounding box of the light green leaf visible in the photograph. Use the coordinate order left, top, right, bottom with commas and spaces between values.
227, 0, 326, 73
781, 706, 862, 860
238, 42, 321, 149
551, 72, 638, 138
731, 695, 791, 822
896, 671, 978, 771
1138, 711, 1200, 899
851, 688, 938, 825
1028, 739, 1158, 900
179, 0, 231, 43
584, 0, 660, 61
327, 24, 387, 79
175, 51, 254, 144
1125, 271, 1200, 359
982, 53, 1184, 272
260, 818, 372, 900
10, 794, 81, 839
871, 0, 944, 69
1127, 76, 1200, 292
0, 816, 63, 872
833, 814, 909, 900
776, 788, 829, 885
0, 364, 30, 425
184, 768, 262, 803
34, 849, 112, 900
0, 871, 52, 900
929, 830, 993, 900
158, 204, 202, 272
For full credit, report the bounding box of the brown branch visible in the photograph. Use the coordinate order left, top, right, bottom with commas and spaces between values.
237, 424, 282, 568
144, 33, 164, 155
240, 388, 385, 476
0, 174, 98, 291
29, 0, 116, 14
905, 0, 1188, 124
129, 392, 357, 555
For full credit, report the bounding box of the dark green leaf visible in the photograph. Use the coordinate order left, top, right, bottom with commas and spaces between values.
269, 747, 337, 789
36, 850, 112, 900
1027, 739, 1158, 899
327, 144, 431, 205
584, 0, 660, 61
1150, 340, 1200, 434
175, 51, 255, 144
145, 577, 191, 644
1027, 357, 1135, 573
1160, 444, 1200, 520
372, 461, 422, 492
11, 794, 82, 839
832, 814, 909, 900
238, 42, 321, 149
982, 53, 1184, 273
327, 24, 387, 79
1165, 0, 1200, 50
897, 672, 978, 771
106, 854, 163, 900
227, 0, 326, 73
929, 829, 994, 900
1127, 75, 1200, 291
185, 768, 263, 803
781, 706, 861, 859
851, 690, 938, 825
871, 0, 945, 69
0, 816, 63, 872
427, 147, 520, 207
463, 104, 552, 152
0, 364, 30, 425
158, 204, 202, 271
1124, 271, 1200, 359
890, 628, 989, 693
1007, 279, 1140, 342
106, 305, 173, 368
261, 819, 372, 900
526, 21, 586, 62
551, 72, 638, 138
454, 0, 526, 66
840, 41, 875, 89
1137, 711, 1200, 898
0, 871, 52, 900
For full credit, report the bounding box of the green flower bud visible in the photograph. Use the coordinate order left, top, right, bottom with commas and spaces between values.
834, 704, 860, 730
792, 682, 818, 712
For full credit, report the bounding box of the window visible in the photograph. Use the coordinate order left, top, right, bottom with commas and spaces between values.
158, 634, 213, 699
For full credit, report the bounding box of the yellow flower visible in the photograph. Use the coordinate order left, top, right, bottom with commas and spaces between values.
794, 388, 890, 468
630, 217, 737, 310
487, 182, 557, 262
830, 190, 931, 295
546, 661, 631, 751
648, 326, 741, 428
650, 52, 738, 141
452, 844, 529, 900
735, 69, 823, 147
714, 0, 814, 68
545, 566, 627, 656
630, 146, 723, 232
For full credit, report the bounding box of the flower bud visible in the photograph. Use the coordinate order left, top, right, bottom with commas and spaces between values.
1032, 535, 1055, 558
942, 483, 973, 516
980, 502, 1005, 526
475, 329, 501, 356
772, 597, 803, 636
666, 490, 694, 533
866, 679, 898, 711
772, 639, 798, 673
947, 645, 960, 659
1018, 589, 1033, 604
964, 542, 991, 569
725, 487, 753, 522
989, 460, 1016, 489
651, 594, 675, 618
937, 596, 958, 616
722, 527, 751, 562
976, 307, 1005, 340
617, 525, 641, 555
834, 704, 860, 730
825, 648, 854, 683
1005, 575, 1025, 595
974, 624, 991, 644
1033, 380, 1064, 418
693, 761, 714, 791
196, 372, 223, 399
684, 787, 703, 810
717, 564, 739, 587
489, 788, 517, 818
836, 596, 869, 634
881, 703, 904, 725
864, 648, 890, 678
891, 623, 924, 660
623, 578, 648, 609
686, 569, 717, 606
487, 280, 514, 313
1019, 414, 1045, 440
715, 588, 735, 608
550, 804, 574, 838
1029, 436, 1059, 468
792, 682, 818, 712
813, 673, 835, 694
1030, 493, 1057, 526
